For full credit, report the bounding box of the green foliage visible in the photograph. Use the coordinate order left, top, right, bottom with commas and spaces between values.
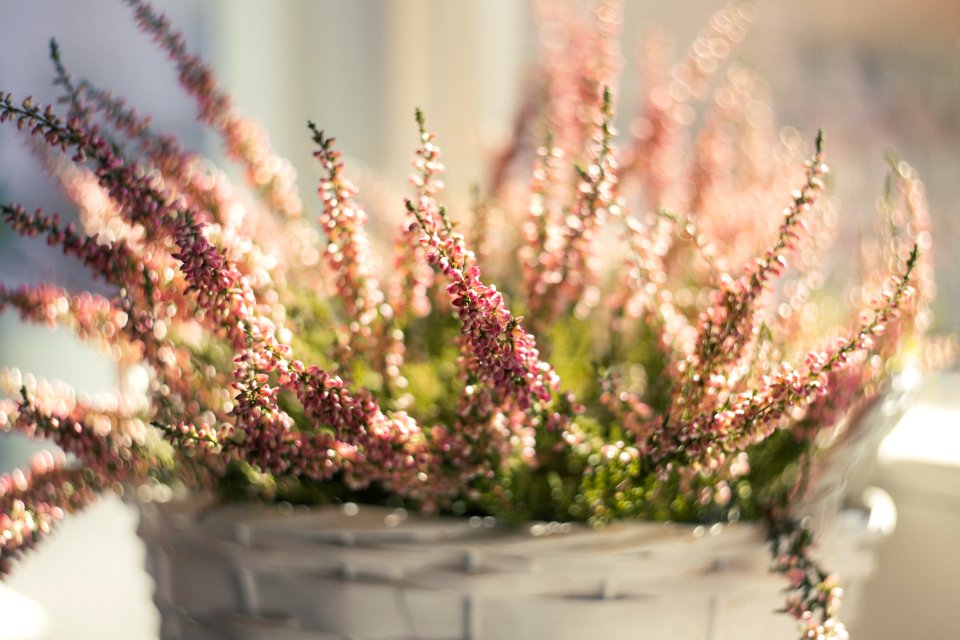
283, 294, 340, 374
544, 314, 600, 402
399, 309, 462, 421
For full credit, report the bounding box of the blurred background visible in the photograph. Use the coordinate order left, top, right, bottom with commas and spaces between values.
0, 1, 957, 638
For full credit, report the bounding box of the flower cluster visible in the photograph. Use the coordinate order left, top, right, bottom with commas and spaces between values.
0, 2, 947, 638
769, 511, 850, 639
0, 450, 100, 576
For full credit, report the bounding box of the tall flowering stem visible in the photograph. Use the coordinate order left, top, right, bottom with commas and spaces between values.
407, 197, 559, 413
0, 284, 135, 358
0, 203, 150, 295
530, 87, 619, 328
310, 124, 401, 385
521, 135, 564, 253
0, 92, 437, 504
312, 125, 386, 337
406, 155, 569, 484
520, 135, 567, 320
663, 244, 918, 470
3, 91, 290, 471
664, 133, 828, 451
0, 386, 151, 576
389, 109, 444, 322
622, 2, 754, 210
0, 452, 102, 576
3, 383, 154, 481
73, 77, 233, 228
270, 364, 435, 501
109, 1, 325, 319
768, 511, 850, 640
535, 0, 623, 166
67, 74, 322, 303
125, 0, 303, 220
0, 278, 223, 438
0, 201, 189, 387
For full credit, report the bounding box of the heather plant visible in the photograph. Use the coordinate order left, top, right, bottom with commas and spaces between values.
0, 1, 946, 638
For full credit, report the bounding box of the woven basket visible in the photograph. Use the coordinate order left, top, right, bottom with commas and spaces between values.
140, 383, 912, 640
138, 489, 892, 640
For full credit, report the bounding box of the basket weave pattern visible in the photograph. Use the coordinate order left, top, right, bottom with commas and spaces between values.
139, 498, 887, 640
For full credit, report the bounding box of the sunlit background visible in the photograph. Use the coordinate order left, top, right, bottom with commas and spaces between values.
0, 1, 957, 638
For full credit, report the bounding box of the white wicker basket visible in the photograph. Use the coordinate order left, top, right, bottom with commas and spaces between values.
140, 385, 912, 640
138, 489, 893, 640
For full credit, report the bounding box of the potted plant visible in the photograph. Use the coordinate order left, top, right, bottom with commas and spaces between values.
0, 1, 945, 638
